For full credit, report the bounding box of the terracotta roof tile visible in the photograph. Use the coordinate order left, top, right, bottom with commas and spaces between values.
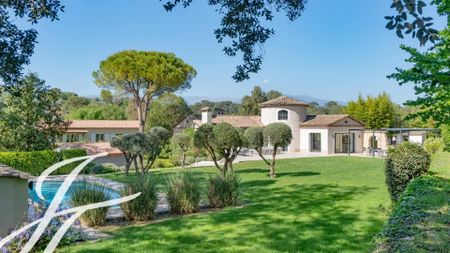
68, 120, 140, 129
260, 96, 309, 107
299, 114, 365, 127
193, 116, 262, 128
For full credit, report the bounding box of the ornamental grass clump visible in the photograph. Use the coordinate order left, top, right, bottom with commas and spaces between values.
208, 173, 241, 208
384, 142, 431, 202
166, 172, 201, 214
121, 176, 158, 221
69, 182, 109, 227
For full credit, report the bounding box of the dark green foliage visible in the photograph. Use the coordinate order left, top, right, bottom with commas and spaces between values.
93, 50, 196, 132
388, 32, 450, 126
190, 100, 240, 115
171, 133, 191, 168
146, 93, 191, 134
67, 104, 126, 120
385, 0, 447, 45
59, 148, 88, 173
307, 101, 344, 115
373, 176, 449, 253
263, 122, 293, 178
194, 123, 244, 175
0, 1, 63, 86
121, 176, 158, 221
0, 150, 59, 176
384, 142, 431, 202
69, 182, 108, 227
244, 126, 270, 166
166, 172, 201, 214
0, 149, 87, 176
207, 173, 241, 208
240, 86, 284, 115
0, 73, 68, 151
441, 124, 450, 151
163, 1, 306, 81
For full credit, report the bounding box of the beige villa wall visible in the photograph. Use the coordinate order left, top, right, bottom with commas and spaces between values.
63, 128, 139, 143
363, 131, 389, 150
0, 177, 29, 237
261, 106, 307, 152
299, 128, 329, 154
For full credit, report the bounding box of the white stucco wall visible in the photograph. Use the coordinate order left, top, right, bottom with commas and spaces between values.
261, 106, 307, 152
299, 128, 329, 154
87, 129, 139, 142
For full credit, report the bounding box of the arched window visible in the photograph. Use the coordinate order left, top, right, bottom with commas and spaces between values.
278, 110, 288, 120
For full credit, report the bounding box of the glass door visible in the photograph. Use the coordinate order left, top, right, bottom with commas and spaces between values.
310, 133, 321, 152
335, 133, 355, 153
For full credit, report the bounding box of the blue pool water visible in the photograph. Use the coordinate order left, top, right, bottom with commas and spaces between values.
28, 181, 121, 209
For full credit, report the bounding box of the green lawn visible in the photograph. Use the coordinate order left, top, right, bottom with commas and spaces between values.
63, 156, 392, 253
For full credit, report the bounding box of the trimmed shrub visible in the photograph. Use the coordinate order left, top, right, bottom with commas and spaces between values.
208, 173, 241, 208
0, 150, 59, 176
0, 149, 87, 176
121, 176, 158, 221
166, 172, 201, 214
58, 148, 88, 174
441, 124, 450, 151
69, 182, 108, 227
423, 137, 444, 156
384, 142, 431, 202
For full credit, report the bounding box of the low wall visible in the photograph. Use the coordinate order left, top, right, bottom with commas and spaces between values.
0, 176, 29, 237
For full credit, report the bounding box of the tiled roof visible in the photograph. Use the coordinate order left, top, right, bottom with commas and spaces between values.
0, 164, 34, 180
260, 96, 309, 107
193, 116, 263, 128
299, 114, 364, 127
68, 120, 140, 129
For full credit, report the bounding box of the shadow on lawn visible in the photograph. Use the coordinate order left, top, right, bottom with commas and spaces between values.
70, 180, 385, 253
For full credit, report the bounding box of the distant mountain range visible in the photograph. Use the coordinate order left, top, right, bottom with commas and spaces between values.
183, 95, 346, 106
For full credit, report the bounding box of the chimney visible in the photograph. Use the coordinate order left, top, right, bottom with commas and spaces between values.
201, 107, 212, 124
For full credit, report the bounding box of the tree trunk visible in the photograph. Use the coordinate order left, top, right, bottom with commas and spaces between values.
182, 152, 186, 169
269, 147, 277, 178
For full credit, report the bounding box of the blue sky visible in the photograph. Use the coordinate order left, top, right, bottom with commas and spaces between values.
23, 0, 445, 103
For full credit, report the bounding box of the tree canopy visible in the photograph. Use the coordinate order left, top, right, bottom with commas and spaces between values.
146, 93, 191, 133
240, 86, 283, 115
93, 50, 196, 132
344, 93, 401, 129
263, 123, 292, 178
0, 73, 68, 151
0, 1, 63, 87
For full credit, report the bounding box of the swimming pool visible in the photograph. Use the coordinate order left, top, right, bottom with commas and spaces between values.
28, 181, 121, 209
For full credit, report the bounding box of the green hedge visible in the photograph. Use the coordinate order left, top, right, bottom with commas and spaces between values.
373, 176, 449, 253
0, 149, 87, 176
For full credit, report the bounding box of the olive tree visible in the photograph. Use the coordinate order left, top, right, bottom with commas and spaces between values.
194, 123, 244, 176
171, 133, 191, 168
263, 123, 292, 178
111, 127, 170, 176
93, 50, 196, 132
244, 127, 270, 166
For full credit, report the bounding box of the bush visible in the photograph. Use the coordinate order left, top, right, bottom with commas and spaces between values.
89, 163, 118, 174
0, 150, 59, 176
69, 182, 109, 227
0, 149, 87, 176
166, 172, 201, 214
121, 176, 158, 221
58, 148, 88, 174
384, 142, 431, 202
153, 158, 176, 168
423, 137, 444, 156
439, 124, 450, 151
208, 173, 241, 208
373, 176, 449, 253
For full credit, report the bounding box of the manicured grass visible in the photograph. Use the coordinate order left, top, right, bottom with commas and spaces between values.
63, 156, 390, 253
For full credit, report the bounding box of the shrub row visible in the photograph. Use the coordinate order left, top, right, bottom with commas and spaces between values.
373, 176, 449, 253
0, 149, 87, 176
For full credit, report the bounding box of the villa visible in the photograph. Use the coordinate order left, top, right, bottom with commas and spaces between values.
61, 96, 437, 157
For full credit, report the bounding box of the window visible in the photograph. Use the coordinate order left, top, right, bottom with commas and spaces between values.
310, 133, 321, 152
95, 134, 105, 142
278, 110, 288, 120
369, 136, 378, 149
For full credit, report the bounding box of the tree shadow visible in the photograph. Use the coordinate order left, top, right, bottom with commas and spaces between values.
276, 171, 321, 178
